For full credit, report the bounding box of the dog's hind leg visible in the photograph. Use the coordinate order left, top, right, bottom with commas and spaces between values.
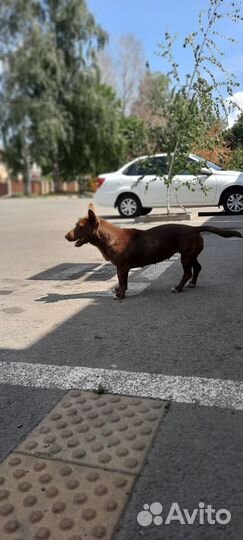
187, 259, 202, 288
187, 236, 204, 288
171, 254, 193, 292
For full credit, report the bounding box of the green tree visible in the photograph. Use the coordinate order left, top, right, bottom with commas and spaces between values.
0, 27, 66, 193
120, 116, 148, 160
0, 0, 108, 193
132, 69, 170, 129
226, 113, 243, 148
227, 147, 243, 170
225, 112, 243, 170
145, 0, 242, 213
59, 82, 126, 177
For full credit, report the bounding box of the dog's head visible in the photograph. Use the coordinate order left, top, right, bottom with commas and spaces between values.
65, 205, 99, 247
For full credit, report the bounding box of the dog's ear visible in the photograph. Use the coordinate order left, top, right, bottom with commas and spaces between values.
88, 208, 98, 225
88, 202, 96, 212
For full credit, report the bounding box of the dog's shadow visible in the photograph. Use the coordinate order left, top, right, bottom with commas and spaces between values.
35, 291, 115, 303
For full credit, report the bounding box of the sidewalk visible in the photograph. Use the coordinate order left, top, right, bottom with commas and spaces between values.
1, 386, 241, 540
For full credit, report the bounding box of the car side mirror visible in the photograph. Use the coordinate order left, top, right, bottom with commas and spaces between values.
200, 167, 210, 175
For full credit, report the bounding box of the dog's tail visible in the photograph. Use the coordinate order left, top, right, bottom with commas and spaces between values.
197, 225, 242, 238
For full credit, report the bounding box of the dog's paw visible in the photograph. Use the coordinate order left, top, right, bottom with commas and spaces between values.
187, 281, 196, 288
115, 291, 125, 300
171, 287, 181, 293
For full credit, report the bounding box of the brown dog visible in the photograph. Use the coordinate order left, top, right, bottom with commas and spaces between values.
65, 208, 242, 298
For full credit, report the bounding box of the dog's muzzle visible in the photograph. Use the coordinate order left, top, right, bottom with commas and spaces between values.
65, 232, 74, 241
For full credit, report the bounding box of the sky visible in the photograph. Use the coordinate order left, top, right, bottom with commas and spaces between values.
88, 0, 243, 124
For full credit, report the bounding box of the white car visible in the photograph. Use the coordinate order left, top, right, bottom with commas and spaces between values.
95, 153, 243, 217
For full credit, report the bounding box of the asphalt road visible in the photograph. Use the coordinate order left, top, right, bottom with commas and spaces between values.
0, 198, 242, 539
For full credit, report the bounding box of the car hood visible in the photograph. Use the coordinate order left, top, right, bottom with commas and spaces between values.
214, 170, 243, 177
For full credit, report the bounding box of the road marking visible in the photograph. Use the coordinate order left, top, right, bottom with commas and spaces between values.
38, 257, 180, 298
1, 360, 242, 411
87, 257, 180, 296
139, 256, 180, 281
33, 263, 102, 281
27, 257, 180, 298
92, 282, 149, 297
89, 257, 180, 296
52, 266, 95, 280
204, 220, 243, 224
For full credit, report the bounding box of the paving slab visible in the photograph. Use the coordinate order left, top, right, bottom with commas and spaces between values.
0, 453, 134, 540
16, 390, 166, 475
0, 390, 167, 540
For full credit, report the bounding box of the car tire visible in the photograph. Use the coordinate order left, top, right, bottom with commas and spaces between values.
222, 188, 243, 215
141, 207, 153, 215
117, 194, 142, 218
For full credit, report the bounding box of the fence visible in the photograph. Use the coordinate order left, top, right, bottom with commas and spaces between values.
0, 179, 91, 197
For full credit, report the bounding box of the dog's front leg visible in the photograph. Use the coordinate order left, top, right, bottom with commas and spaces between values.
115, 267, 129, 299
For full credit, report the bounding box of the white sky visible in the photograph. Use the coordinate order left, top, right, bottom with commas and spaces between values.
226, 91, 243, 128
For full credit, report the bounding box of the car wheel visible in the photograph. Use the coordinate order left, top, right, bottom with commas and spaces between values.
223, 188, 243, 215
117, 194, 142, 218
141, 207, 153, 215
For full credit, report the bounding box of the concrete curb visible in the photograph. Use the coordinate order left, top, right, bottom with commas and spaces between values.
135, 213, 193, 223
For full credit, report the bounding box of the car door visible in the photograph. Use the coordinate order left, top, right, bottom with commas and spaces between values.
171, 162, 217, 206
136, 156, 168, 206
123, 156, 168, 206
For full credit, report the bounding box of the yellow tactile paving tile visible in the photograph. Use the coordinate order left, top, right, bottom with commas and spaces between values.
0, 391, 167, 540
17, 391, 166, 474
0, 454, 134, 540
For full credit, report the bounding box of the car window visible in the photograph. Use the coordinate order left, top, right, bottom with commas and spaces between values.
179, 168, 193, 176
179, 158, 202, 175
124, 156, 167, 176
123, 161, 147, 176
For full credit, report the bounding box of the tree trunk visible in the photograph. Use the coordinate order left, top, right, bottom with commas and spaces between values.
52, 152, 62, 193
22, 143, 32, 196
166, 184, 171, 215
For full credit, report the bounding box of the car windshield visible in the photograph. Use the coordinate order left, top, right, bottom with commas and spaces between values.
191, 155, 222, 171
205, 160, 222, 171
